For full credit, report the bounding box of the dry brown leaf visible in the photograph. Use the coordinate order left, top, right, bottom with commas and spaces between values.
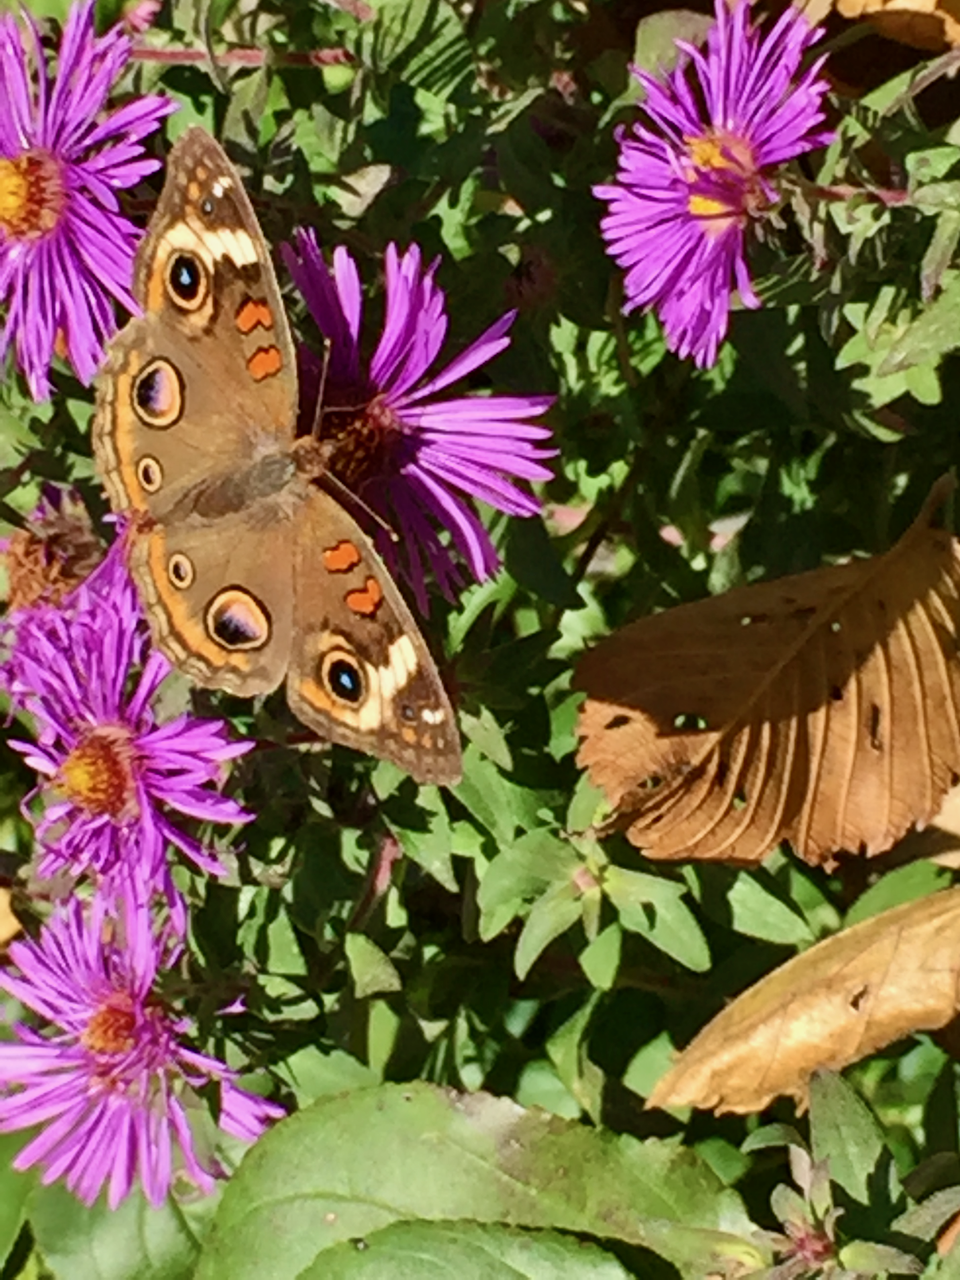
795, 0, 960, 51
575, 477, 960, 866
0, 888, 23, 951
647, 887, 960, 1114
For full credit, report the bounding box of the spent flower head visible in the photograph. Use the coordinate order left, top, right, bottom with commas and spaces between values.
594, 0, 831, 367
0, 894, 282, 1208
3, 540, 251, 914
0, 0, 175, 399
283, 232, 555, 610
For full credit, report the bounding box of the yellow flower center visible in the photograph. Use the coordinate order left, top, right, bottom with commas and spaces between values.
682, 129, 770, 233
58, 726, 139, 819
0, 150, 66, 241
82, 992, 137, 1055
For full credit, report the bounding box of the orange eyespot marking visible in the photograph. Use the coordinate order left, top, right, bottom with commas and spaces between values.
247, 346, 282, 381
345, 576, 383, 617
235, 298, 274, 335
323, 541, 362, 573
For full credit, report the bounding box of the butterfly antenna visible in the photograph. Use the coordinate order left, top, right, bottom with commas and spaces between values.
310, 335, 333, 442
321, 470, 400, 544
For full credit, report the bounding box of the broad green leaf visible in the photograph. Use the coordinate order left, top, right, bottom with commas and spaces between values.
604, 867, 711, 971
345, 934, 402, 998
30, 1182, 199, 1280
0, 1133, 34, 1267
300, 1220, 634, 1279
693, 868, 813, 946
838, 1240, 922, 1274
460, 706, 513, 771
515, 881, 583, 978
195, 1082, 755, 1280
477, 830, 580, 941
879, 273, 960, 375
579, 923, 621, 990
844, 860, 950, 927
505, 517, 582, 609
632, 9, 713, 77
809, 1071, 891, 1205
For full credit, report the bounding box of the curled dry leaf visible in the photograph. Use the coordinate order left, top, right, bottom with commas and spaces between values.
647, 887, 960, 1114
575, 477, 960, 867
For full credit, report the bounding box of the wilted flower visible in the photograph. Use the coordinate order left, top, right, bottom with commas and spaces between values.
0, 895, 282, 1208
3, 542, 250, 913
0, 0, 175, 399
283, 232, 555, 610
594, 0, 831, 367
2, 484, 103, 612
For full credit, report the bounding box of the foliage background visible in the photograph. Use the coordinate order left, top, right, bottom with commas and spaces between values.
5, 0, 960, 1275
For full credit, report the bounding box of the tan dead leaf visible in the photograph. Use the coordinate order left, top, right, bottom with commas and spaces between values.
648, 887, 960, 1114
0, 887, 23, 951
794, 0, 960, 51
575, 476, 960, 867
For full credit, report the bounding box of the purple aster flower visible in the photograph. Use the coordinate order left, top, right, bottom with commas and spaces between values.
0, 0, 175, 400
282, 232, 555, 610
3, 539, 251, 915
594, 0, 832, 368
0, 895, 283, 1208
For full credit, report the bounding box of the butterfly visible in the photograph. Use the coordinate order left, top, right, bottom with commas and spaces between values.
93, 127, 462, 785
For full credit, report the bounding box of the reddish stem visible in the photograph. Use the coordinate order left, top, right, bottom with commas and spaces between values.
131, 45, 354, 67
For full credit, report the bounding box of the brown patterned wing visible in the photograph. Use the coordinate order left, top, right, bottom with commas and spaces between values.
93, 126, 298, 524
286, 486, 463, 784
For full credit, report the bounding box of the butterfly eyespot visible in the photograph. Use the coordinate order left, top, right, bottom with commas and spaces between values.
133, 359, 183, 429
321, 651, 365, 705
206, 589, 271, 650
168, 553, 194, 589
137, 456, 163, 493
200, 196, 215, 216
166, 252, 207, 310
400, 704, 417, 723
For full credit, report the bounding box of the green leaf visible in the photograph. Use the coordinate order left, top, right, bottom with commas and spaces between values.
453, 746, 522, 846
195, 1082, 757, 1280
604, 868, 711, 971
879, 272, 960, 375
345, 934, 403, 998
460, 706, 513, 771
838, 1239, 922, 1274
695, 868, 814, 946
632, 9, 713, 77
29, 1182, 200, 1280
844, 861, 950, 927
477, 830, 580, 940
504, 517, 582, 609
921, 208, 958, 301
515, 881, 583, 978
579, 923, 621, 991
300, 1220, 634, 1278
809, 1071, 891, 1205
0, 1134, 34, 1267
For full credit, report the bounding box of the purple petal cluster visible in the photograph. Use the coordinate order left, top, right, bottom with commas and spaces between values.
0, 0, 175, 399
283, 232, 555, 609
4, 541, 251, 917
0, 896, 282, 1208
594, 0, 831, 367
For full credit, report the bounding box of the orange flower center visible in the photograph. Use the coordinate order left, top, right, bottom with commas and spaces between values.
0, 150, 66, 241
318, 391, 401, 490
82, 992, 137, 1054
58, 726, 139, 819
